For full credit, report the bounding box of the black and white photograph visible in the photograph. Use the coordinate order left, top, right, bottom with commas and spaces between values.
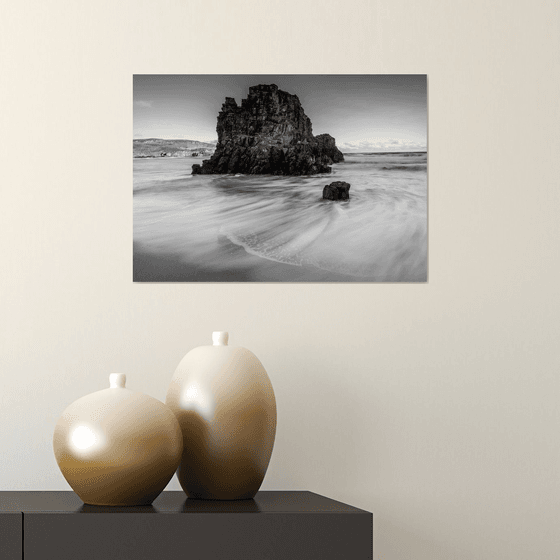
133, 75, 427, 282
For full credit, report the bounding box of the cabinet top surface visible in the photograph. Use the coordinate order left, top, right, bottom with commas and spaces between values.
0, 491, 370, 514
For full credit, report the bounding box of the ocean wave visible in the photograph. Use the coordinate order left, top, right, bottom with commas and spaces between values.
220, 213, 333, 268
381, 165, 427, 171
224, 232, 303, 267
135, 156, 427, 281
223, 229, 419, 279
343, 152, 426, 157
220, 207, 426, 280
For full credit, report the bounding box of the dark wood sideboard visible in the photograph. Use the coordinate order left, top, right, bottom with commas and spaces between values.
0, 491, 372, 559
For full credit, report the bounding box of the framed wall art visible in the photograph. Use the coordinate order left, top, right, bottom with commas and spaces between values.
133, 75, 427, 282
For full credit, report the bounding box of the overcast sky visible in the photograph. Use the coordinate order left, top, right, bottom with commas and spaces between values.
133, 75, 427, 152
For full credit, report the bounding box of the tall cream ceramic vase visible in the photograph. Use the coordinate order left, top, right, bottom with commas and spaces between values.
166, 332, 277, 500
53, 373, 183, 506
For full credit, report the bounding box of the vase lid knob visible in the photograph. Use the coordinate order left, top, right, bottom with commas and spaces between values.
212, 332, 229, 346
109, 373, 126, 388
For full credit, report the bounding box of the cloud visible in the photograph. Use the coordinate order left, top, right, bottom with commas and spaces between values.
134, 100, 153, 108
340, 138, 426, 152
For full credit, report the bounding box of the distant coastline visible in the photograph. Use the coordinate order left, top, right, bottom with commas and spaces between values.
133, 139, 427, 159
133, 138, 216, 158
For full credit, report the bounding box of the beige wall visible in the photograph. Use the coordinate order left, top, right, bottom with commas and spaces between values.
1, 1, 559, 558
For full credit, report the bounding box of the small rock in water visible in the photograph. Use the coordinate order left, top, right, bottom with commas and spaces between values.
323, 181, 350, 201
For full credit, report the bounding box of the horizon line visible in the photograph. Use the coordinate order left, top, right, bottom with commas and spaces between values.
133, 137, 427, 151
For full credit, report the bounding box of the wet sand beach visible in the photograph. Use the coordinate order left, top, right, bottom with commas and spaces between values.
133, 241, 360, 282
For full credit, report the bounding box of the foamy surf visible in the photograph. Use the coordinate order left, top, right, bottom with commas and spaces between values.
220, 212, 333, 268
223, 231, 304, 267
134, 152, 427, 282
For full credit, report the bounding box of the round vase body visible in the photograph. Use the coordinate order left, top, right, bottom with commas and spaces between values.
53, 374, 183, 506
166, 332, 277, 500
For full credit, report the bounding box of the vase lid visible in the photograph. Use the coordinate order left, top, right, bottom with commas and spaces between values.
109, 373, 127, 388
212, 331, 229, 346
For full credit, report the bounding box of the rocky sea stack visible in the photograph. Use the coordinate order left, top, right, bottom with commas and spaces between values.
192, 84, 344, 176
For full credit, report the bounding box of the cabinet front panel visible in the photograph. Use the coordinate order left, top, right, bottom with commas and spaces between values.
0, 513, 21, 560
25, 512, 372, 560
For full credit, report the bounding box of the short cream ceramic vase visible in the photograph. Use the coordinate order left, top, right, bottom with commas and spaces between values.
166, 332, 277, 500
53, 373, 183, 506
